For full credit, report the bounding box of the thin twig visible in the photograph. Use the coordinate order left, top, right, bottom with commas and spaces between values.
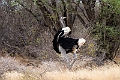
4, 43, 20, 50
40, 64, 48, 77
69, 59, 77, 70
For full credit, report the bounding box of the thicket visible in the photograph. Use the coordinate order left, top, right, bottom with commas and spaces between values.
92, 0, 120, 60
0, 0, 119, 62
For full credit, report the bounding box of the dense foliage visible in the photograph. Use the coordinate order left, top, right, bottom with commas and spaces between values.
92, 0, 120, 59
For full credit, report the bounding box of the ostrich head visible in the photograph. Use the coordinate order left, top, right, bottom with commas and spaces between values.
78, 38, 86, 47
60, 17, 66, 20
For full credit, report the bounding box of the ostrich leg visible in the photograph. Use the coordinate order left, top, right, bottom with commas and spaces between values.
59, 46, 70, 68
70, 50, 78, 69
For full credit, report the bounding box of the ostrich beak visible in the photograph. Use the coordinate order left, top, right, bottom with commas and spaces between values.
63, 17, 66, 19
83, 42, 87, 47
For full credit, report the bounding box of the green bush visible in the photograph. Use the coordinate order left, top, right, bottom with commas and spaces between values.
92, 0, 120, 59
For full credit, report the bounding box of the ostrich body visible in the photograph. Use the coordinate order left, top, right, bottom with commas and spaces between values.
53, 28, 86, 68
53, 17, 86, 68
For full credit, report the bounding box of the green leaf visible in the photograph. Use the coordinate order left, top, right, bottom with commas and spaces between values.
33, 0, 37, 5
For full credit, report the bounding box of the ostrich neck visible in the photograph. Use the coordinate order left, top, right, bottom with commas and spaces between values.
60, 19, 66, 28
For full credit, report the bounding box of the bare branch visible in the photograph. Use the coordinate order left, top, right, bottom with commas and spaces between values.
40, 64, 48, 77
36, 0, 54, 29
51, 0, 61, 30
71, 0, 90, 23
16, 1, 40, 22
71, 0, 79, 24
4, 43, 20, 51
76, 14, 87, 27
69, 59, 77, 70
82, 0, 96, 21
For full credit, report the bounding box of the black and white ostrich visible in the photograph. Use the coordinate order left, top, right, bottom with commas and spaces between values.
53, 17, 86, 68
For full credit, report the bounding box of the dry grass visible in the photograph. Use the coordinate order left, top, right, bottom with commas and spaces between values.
44, 65, 120, 80
0, 57, 120, 80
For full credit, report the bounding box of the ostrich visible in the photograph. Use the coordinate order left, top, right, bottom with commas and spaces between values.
53, 27, 86, 68
53, 17, 71, 54
53, 17, 86, 68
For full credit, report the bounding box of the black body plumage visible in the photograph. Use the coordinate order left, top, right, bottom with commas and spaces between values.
58, 37, 79, 53
53, 30, 79, 54
53, 30, 64, 53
